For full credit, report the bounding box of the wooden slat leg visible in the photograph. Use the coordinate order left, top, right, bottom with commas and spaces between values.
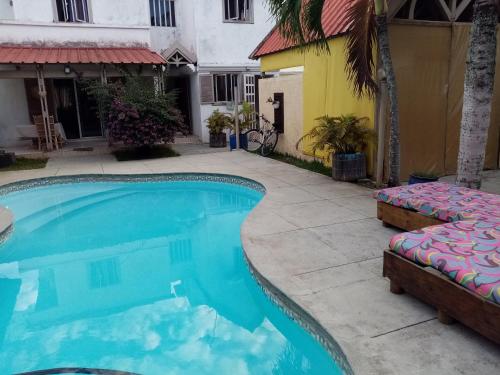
437, 309, 455, 325
390, 279, 405, 294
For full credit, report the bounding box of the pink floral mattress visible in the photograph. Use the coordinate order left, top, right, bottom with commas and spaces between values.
375, 182, 500, 222
390, 220, 500, 305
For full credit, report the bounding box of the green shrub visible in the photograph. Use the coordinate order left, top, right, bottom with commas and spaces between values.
84, 76, 187, 147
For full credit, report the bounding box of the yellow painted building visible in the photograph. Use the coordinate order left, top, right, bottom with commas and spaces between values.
255, 37, 377, 175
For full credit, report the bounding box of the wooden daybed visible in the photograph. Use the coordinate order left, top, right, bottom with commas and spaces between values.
384, 250, 500, 344
377, 201, 444, 231
376, 182, 500, 344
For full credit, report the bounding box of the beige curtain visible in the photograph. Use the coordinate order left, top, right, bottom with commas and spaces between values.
387, 23, 500, 180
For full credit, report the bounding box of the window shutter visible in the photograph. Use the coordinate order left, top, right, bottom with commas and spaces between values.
199, 74, 214, 104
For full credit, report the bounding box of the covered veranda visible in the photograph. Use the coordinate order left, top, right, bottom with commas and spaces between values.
0, 46, 166, 152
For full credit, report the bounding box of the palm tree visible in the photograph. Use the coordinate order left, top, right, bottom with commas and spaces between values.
456, 0, 498, 189
266, 0, 401, 186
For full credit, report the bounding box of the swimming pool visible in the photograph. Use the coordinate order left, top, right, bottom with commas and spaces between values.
0, 175, 348, 374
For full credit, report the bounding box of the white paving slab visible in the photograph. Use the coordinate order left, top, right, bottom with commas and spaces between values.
0, 148, 499, 375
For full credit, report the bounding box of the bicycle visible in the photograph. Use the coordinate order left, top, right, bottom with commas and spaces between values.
244, 114, 279, 156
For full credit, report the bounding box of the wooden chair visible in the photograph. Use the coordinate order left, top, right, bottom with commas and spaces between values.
33, 115, 62, 151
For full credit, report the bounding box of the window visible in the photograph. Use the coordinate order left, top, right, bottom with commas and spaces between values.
55, 0, 90, 23
214, 73, 240, 102
150, 0, 176, 27
199, 73, 245, 104
223, 0, 252, 22
88, 258, 121, 289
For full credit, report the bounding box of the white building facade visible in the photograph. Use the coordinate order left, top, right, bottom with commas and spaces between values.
0, 0, 274, 146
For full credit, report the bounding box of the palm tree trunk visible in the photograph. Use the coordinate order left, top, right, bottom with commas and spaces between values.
375, 14, 400, 187
456, 1, 498, 189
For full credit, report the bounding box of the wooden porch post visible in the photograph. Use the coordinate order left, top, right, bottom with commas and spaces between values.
99, 64, 108, 142
100, 64, 107, 84
36, 64, 54, 151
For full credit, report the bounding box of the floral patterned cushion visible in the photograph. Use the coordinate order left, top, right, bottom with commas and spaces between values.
375, 182, 500, 222
390, 220, 500, 305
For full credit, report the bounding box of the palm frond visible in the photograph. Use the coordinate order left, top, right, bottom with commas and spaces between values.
266, 0, 329, 52
303, 0, 328, 49
345, 0, 378, 98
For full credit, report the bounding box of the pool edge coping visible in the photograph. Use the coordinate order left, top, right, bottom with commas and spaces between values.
0, 172, 354, 375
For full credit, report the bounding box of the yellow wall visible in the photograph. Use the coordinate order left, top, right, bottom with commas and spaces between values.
260, 37, 376, 174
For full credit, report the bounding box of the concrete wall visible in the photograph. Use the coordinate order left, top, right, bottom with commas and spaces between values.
12, 0, 53, 22
1, 0, 150, 46
91, 0, 149, 26
258, 74, 304, 158
0, 0, 14, 20
7, 0, 148, 24
193, 0, 273, 67
0, 79, 30, 147
0, 22, 150, 46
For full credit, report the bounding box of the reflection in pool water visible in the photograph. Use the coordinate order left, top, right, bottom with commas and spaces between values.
0, 181, 344, 374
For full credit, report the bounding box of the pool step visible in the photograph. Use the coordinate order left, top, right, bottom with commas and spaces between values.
16, 189, 133, 232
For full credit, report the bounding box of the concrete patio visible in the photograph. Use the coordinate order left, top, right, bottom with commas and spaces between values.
0, 148, 499, 374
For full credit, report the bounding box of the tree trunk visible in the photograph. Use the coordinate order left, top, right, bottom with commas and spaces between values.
456, 1, 498, 189
376, 14, 400, 187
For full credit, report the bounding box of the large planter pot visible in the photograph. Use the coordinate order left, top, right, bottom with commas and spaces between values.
209, 132, 227, 148
0, 150, 15, 168
408, 174, 439, 185
229, 133, 248, 150
332, 153, 366, 182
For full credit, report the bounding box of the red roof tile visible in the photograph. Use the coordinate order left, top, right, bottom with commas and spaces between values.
0, 46, 166, 64
250, 0, 350, 59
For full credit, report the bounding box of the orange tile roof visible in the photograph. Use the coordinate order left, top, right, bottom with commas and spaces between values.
250, 0, 351, 59
0, 46, 166, 64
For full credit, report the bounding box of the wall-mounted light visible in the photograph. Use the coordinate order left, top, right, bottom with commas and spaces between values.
64, 65, 71, 75
267, 97, 280, 109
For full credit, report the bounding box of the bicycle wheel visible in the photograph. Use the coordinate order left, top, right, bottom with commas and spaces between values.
245, 129, 263, 152
261, 131, 278, 156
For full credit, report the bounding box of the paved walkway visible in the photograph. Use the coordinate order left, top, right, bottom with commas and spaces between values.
0, 149, 499, 374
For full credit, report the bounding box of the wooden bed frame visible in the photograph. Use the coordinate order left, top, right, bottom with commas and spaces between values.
383, 250, 500, 344
377, 201, 445, 231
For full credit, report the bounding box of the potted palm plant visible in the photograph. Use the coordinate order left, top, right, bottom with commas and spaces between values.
206, 110, 233, 148
229, 101, 255, 150
296, 115, 375, 181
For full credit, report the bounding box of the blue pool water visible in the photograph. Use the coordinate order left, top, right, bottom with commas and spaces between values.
0, 180, 344, 374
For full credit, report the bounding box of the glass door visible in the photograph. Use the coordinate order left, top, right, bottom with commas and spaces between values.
74, 80, 102, 138
53, 79, 80, 140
